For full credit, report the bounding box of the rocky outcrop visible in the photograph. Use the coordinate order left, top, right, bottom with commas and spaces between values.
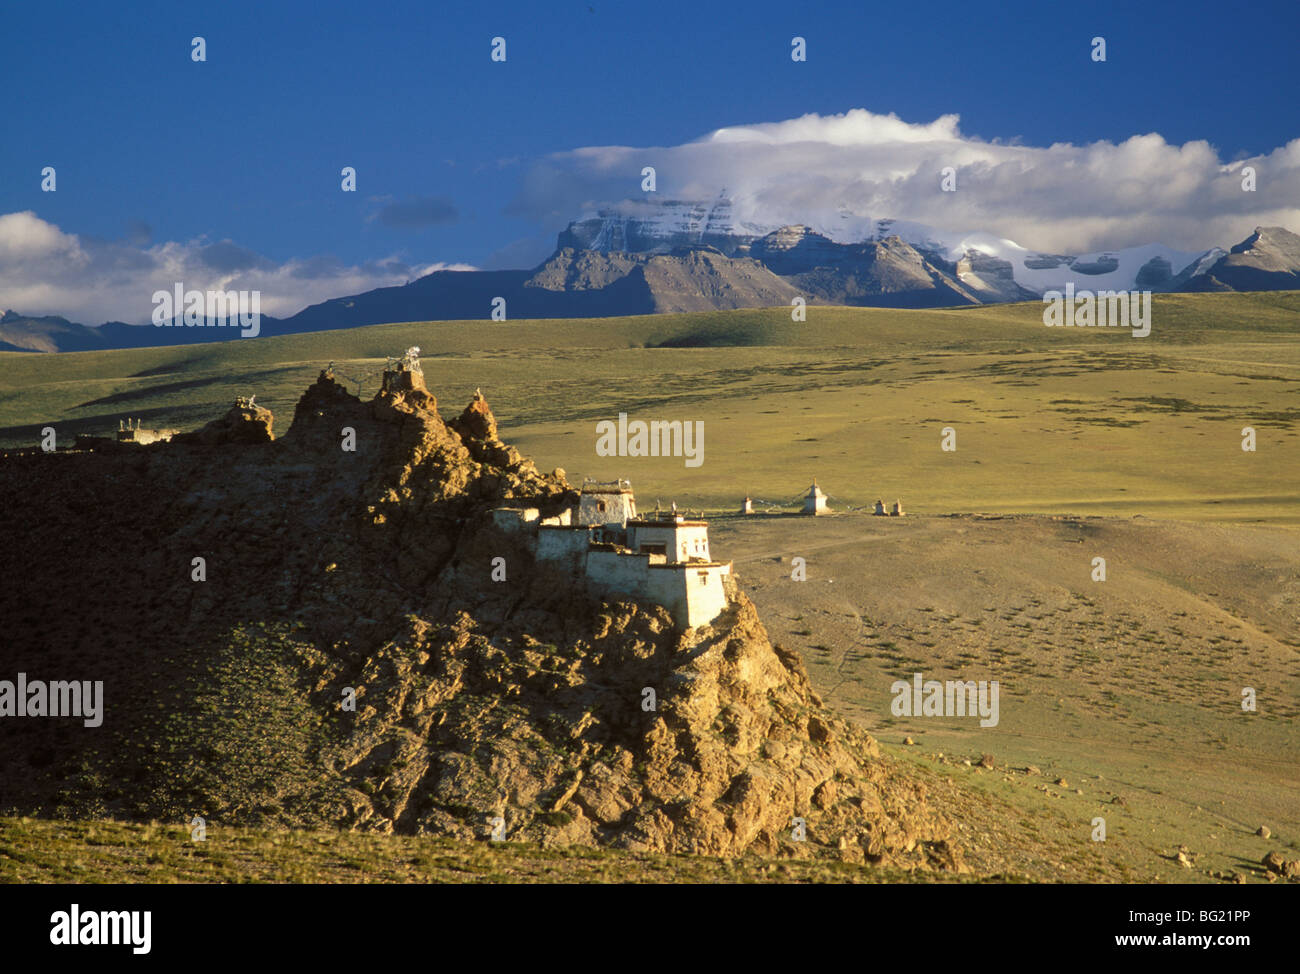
173, 400, 275, 444
0, 369, 958, 871
328, 566, 957, 866
1262, 850, 1300, 879
449, 389, 498, 442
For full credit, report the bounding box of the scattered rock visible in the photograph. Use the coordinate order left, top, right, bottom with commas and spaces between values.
1262, 851, 1300, 878
978, 753, 994, 769
1256, 826, 1271, 839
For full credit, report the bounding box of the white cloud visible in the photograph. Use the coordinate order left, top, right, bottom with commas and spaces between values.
0, 211, 474, 324
0, 210, 84, 263
510, 108, 1300, 255
8, 109, 1298, 321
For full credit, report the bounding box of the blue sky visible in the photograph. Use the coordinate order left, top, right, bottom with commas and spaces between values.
2, 0, 1298, 322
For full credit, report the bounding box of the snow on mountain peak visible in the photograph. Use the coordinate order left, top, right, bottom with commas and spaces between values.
564, 197, 1219, 296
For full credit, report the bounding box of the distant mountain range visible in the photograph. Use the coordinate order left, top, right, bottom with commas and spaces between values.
4, 210, 1299, 353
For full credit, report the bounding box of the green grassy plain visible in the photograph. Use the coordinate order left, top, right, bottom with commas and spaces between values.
2, 293, 1298, 522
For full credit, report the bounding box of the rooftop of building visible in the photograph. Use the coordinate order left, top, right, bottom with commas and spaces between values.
580, 477, 634, 494
627, 516, 708, 528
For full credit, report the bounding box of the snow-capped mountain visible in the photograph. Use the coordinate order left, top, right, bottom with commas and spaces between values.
5, 212, 1296, 352
558, 198, 1227, 297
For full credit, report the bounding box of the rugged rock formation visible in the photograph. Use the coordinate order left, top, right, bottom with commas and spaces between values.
0, 368, 958, 870
449, 389, 499, 443
173, 400, 275, 444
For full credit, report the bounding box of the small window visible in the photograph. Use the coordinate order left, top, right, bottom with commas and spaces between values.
597, 500, 607, 512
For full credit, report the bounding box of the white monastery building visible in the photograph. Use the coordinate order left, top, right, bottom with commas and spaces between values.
493, 480, 733, 629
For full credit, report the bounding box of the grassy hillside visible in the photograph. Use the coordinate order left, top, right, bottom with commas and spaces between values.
716, 513, 1300, 883
2, 293, 1298, 522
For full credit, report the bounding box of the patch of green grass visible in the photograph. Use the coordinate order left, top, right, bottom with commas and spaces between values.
4, 293, 1297, 521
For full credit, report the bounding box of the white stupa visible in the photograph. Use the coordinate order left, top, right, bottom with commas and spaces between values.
802, 480, 828, 515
